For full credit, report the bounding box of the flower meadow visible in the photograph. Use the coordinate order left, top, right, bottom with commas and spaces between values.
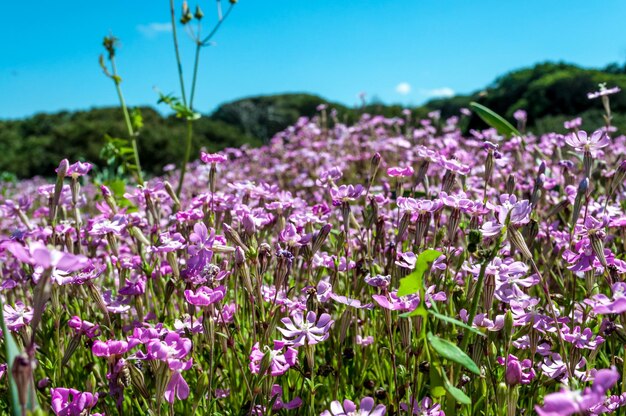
3, 88, 626, 416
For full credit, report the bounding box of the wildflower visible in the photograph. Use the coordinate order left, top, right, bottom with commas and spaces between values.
400, 397, 444, 415
50, 388, 98, 416
64, 161, 93, 178
587, 84, 621, 99
330, 184, 364, 206
278, 311, 333, 347
200, 152, 227, 164
4, 301, 33, 332
564, 129, 610, 155
321, 397, 386, 416
535, 367, 619, 416
497, 354, 535, 386
269, 384, 302, 411
184, 285, 226, 307
249, 341, 298, 376
387, 166, 414, 177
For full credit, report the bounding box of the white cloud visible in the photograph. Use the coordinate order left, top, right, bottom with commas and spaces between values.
421, 87, 455, 98
395, 82, 412, 95
137, 22, 172, 38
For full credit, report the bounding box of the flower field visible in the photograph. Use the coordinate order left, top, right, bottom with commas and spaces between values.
2, 92, 626, 415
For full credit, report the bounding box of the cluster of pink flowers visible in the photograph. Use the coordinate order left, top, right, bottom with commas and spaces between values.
2, 89, 626, 414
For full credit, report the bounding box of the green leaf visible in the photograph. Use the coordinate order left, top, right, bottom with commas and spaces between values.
444, 378, 471, 405
469, 102, 521, 138
397, 249, 442, 297
427, 310, 486, 337
429, 361, 446, 398
427, 332, 480, 375
399, 304, 427, 318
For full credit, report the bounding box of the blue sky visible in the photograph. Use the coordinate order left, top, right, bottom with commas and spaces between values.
2, 0, 626, 119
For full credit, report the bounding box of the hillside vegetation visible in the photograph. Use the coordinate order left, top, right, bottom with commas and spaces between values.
3, 61, 626, 178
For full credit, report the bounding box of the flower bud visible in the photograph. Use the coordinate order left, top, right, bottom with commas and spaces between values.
505, 174, 516, 195
505, 358, 522, 387
194, 5, 204, 19
571, 177, 588, 228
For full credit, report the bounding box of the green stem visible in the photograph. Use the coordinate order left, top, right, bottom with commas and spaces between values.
110, 58, 144, 185
176, 119, 194, 197
169, 0, 187, 106
189, 41, 202, 109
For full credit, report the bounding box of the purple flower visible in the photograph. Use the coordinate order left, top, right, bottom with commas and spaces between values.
587, 84, 621, 99
164, 366, 192, 404
400, 397, 444, 415
270, 384, 302, 411
186, 222, 215, 274
513, 109, 527, 122
387, 166, 414, 178
146, 332, 192, 369
564, 117, 582, 130
278, 311, 333, 347
535, 367, 619, 416
51, 387, 98, 416
587, 282, 626, 315
497, 354, 535, 386
249, 341, 297, 376
564, 129, 610, 154
321, 397, 386, 416
92, 340, 133, 357
4, 301, 33, 331
68, 316, 100, 338
184, 285, 226, 307
200, 152, 227, 164
65, 161, 93, 178
330, 184, 364, 206
89, 214, 127, 236
3, 241, 88, 272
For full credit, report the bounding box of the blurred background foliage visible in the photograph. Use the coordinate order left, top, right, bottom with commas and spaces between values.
3, 61, 626, 178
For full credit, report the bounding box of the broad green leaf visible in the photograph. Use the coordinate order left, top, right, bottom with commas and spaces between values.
428, 310, 485, 337
469, 102, 521, 138
427, 332, 480, 375
397, 249, 442, 297
444, 378, 471, 405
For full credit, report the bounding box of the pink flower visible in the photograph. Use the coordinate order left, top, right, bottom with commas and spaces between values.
249, 341, 297, 376
65, 161, 93, 178
535, 367, 619, 416
387, 166, 414, 178
4, 301, 33, 331
564, 129, 610, 154
587, 84, 621, 99
164, 366, 192, 404
321, 397, 386, 416
200, 152, 227, 164
3, 241, 88, 272
51, 388, 98, 416
184, 285, 225, 307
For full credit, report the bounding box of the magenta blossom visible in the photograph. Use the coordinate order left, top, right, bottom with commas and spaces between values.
51, 388, 98, 416
65, 161, 93, 178
321, 397, 386, 416
249, 340, 298, 376
535, 367, 619, 416
387, 166, 414, 178
200, 152, 227, 164
184, 285, 226, 307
